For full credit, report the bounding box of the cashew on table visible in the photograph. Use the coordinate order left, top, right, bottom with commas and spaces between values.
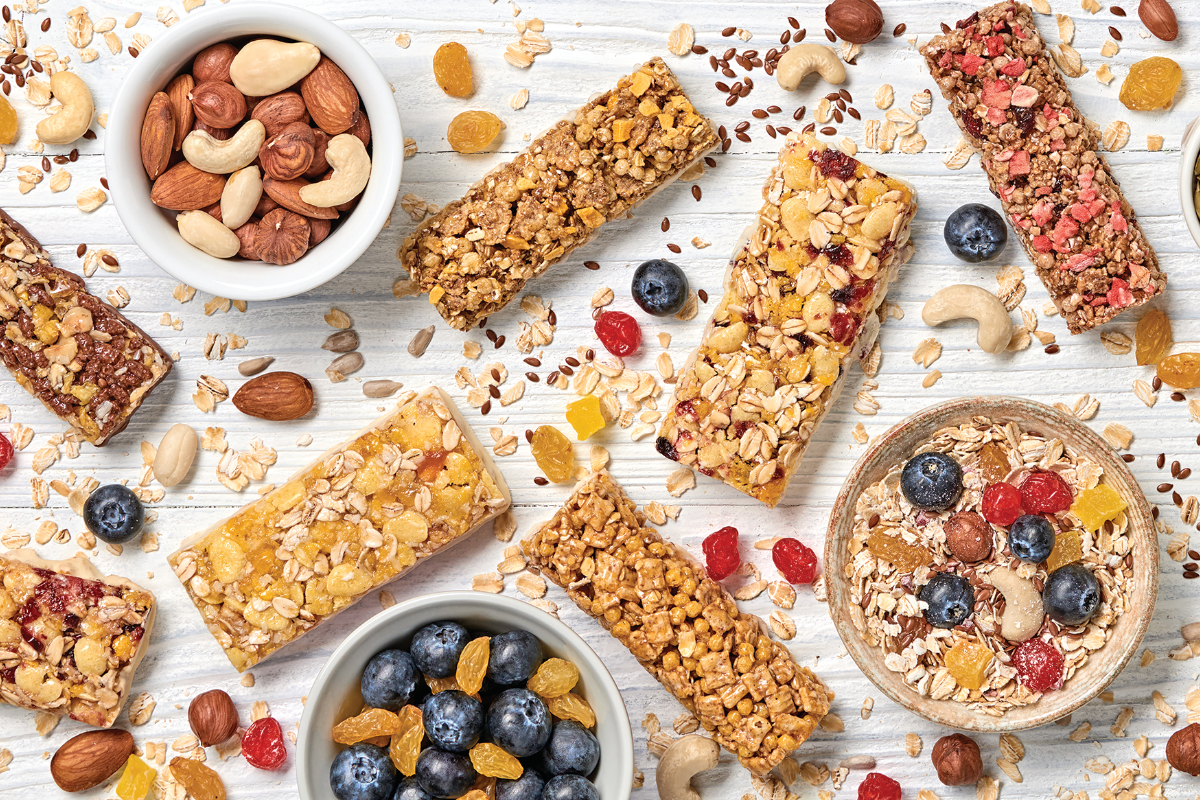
657, 736, 720, 800
774, 43, 846, 91
921, 284, 1014, 355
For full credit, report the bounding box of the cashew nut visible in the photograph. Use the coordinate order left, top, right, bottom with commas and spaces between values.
775, 43, 846, 91
182, 119, 266, 174
298, 134, 370, 208
35, 71, 94, 145
922, 284, 1014, 355
220, 166, 263, 230
986, 567, 1044, 643
657, 735, 720, 800
229, 39, 321, 97
177, 210, 240, 258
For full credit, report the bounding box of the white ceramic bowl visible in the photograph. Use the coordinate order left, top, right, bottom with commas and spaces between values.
297, 592, 634, 800
1179, 117, 1200, 248
106, 3, 402, 300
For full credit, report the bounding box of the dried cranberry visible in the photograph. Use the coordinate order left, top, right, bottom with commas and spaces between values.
830, 312, 858, 344
1012, 105, 1036, 134
960, 110, 984, 138
1011, 639, 1064, 693
772, 538, 817, 584
243, 717, 287, 770
655, 436, 679, 461
822, 243, 854, 267
858, 772, 902, 800
1019, 471, 1073, 514
594, 311, 641, 357
702, 526, 741, 580
0, 431, 12, 470
816, 147, 857, 181
981, 482, 1023, 526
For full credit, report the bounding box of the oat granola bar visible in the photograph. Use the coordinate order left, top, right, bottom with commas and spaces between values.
168, 387, 511, 672
522, 470, 831, 775
656, 133, 916, 507
399, 57, 719, 331
0, 550, 156, 728
921, 1, 1164, 333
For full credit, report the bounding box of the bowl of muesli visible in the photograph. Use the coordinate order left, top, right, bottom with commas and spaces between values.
825, 396, 1156, 732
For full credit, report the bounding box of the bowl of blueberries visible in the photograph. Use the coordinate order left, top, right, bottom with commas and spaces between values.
297, 591, 634, 800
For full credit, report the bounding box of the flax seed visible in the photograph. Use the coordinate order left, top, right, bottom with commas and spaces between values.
1174, 392, 1186, 401
893, 22, 907, 36
709, 55, 718, 70
794, 106, 806, 120
667, 243, 681, 253
661, 217, 670, 232
1155, 377, 1163, 391
820, 126, 836, 135
776, 125, 792, 134
721, 26, 736, 36
586, 349, 594, 360
494, 335, 505, 349
737, 131, 751, 142
717, 125, 727, 139
76, 243, 86, 257
752, 109, 768, 119
481, 399, 491, 415
833, 108, 843, 123
803, 122, 816, 134
547, 371, 559, 384
725, 95, 738, 107
698, 289, 708, 303
1185, 571, 1199, 579
1159, 453, 1167, 468
825, 28, 836, 41
486, 329, 497, 343
788, 16, 800, 28
52, 155, 67, 165
489, 385, 501, 399
1045, 344, 1061, 354
735, 121, 750, 132
692, 184, 702, 201
525, 429, 534, 443
584, 261, 599, 271
692, 44, 708, 54
39, 17, 48, 31
1174, 492, 1183, 506
716, 81, 730, 92
2, 7, 9, 23
1189, 549, 1200, 560
1122, 454, 1135, 463
559, 364, 574, 377
1152, 506, 1159, 519
1173, 461, 1181, 477
524, 357, 541, 367
534, 476, 548, 485
848, 107, 861, 120
739, 83, 751, 97
1185, 563, 1198, 571
1110, 5, 1125, 15
526, 372, 539, 382
722, 138, 731, 152
766, 125, 776, 138
704, 157, 716, 168
101, 254, 118, 267
1182, 468, 1193, 480
723, 47, 736, 60
794, 29, 806, 42
1110, 26, 1123, 40
1158, 484, 1173, 493
780, 30, 791, 44
722, 67, 736, 78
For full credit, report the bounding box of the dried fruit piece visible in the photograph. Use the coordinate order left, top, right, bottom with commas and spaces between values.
944, 640, 993, 691
527, 658, 579, 698
456, 636, 490, 696
447, 110, 504, 154
531, 425, 574, 483
974, 440, 1010, 484
594, 311, 641, 356
565, 394, 606, 440
390, 705, 423, 776
1045, 529, 1084, 573
702, 526, 741, 580
866, 530, 933, 572
1019, 471, 1073, 514
0, 94, 17, 145
115, 755, 156, 800
170, 757, 226, 800
1011, 639, 1064, 692
545, 692, 596, 728
433, 42, 475, 97
982, 482, 1023, 526
1158, 352, 1200, 389
469, 742, 523, 779
1119, 56, 1182, 110
1070, 484, 1127, 532
858, 772, 902, 800
0, 431, 12, 470
773, 537, 817, 584
243, 717, 287, 770
1136, 307, 1172, 366
333, 707, 402, 744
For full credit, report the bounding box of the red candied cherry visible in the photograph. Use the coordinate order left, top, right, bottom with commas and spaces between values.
1011, 639, 1064, 693
981, 482, 1023, 526
1019, 470, 1073, 514
858, 772, 902, 800
702, 526, 741, 581
243, 716, 287, 770
772, 538, 817, 584
594, 311, 641, 357
0, 431, 11, 470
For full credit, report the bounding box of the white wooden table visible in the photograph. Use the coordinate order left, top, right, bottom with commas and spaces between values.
3, 0, 1200, 797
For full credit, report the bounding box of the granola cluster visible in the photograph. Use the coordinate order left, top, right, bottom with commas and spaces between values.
522, 470, 831, 775
399, 57, 719, 331
921, 2, 1164, 333
656, 133, 917, 507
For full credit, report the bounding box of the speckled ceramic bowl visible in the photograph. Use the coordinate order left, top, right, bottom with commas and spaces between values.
824, 396, 1157, 732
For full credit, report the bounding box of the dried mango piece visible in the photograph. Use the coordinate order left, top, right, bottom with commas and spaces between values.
115, 755, 157, 800
1070, 484, 1127, 533
332, 707, 401, 745
565, 394, 606, 441
1045, 529, 1084, 573
945, 640, 993, 691
866, 530, 933, 573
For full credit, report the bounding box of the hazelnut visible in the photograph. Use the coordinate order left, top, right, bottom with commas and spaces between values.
944, 511, 992, 563
192, 43, 238, 84
190, 80, 247, 130
255, 208, 311, 265
931, 733, 982, 786
825, 0, 884, 44
1168, 723, 1200, 776
259, 121, 316, 181
251, 92, 310, 137
188, 688, 239, 746
234, 220, 261, 260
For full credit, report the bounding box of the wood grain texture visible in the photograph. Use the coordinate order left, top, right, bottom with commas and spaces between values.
2, 0, 1199, 796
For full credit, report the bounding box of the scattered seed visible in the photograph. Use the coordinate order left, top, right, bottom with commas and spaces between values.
494, 335, 505, 349
893, 22, 907, 36
1175, 492, 1183, 506
692, 185, 702, 201
76, 243, 86, 257
1173, 461, 1182, 477
735, 121, 750, 132
408, 325, 436, 357
661, 217, 670, 232
692, 44, 708, 54
824, 28, 836, 41
363, 380, 403, 398
39, 17, 48, 31
1155, 377, 1164, 391
1158, 484, 1173, 493
489, 385, 500, 399
1122, 454, 1135, 463
99, 177, 108, 189
1182, 468, 1193, 480
780, 30, 791, 44
752, 108, 767, 119
1110, 5, 1125, 15
1186, 572, 1199, 579
698, 289, 709, 303
525, 429, 534, 443
847, 107, 861, 120
1110, 26, 1123, 39
1045, 344, 1061, 354
480, 399, 491, 415
737, 132, 751, 142
526, 372, 539, 382
725, 95, 738, 107
667, 243, 681, 253
766, 125, 776, 138
1174, 392, 1186, 402
793, 106, 805, 120
820, 126, 836, 135
534, 476, 548, 485
1159, 453, 1167, 468
721, 26, 736, 36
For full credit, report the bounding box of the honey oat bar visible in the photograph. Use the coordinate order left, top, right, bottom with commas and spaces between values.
656, 133, 916, 507
522, 470, 832, 775
921, 1, 1164, 333
0, 210, 173, 445
399, 57, 719, 331
168, 387, 510, 671
0, 550, 156, 728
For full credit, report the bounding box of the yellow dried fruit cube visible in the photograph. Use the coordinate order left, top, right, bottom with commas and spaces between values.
1070, 484, 1127, 533
115, 755, 157, 800
565, 395, 606, 441
945, 640, 993, 691
1045, 529, 1083, 573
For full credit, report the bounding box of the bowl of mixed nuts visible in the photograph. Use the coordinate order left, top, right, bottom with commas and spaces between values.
1179, 117, 1200, 250
105, 2, 402, 300
825, 396, 1156, 732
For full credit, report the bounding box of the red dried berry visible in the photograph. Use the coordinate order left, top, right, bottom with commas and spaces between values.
1011, 639, 1064, 693
858, 772, 902, 800
0, 432, 11, 470
594, 311, 641, 357
243, 716, 287, 770
1019, 470, 1073, 514
702, 526, 741, 580
772, 537, 817, 584
981, 482, 1023, 526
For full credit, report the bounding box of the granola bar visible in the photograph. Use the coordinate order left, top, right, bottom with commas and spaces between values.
656, 133, 916, 507
399, 57, 719, 331
168, 387, 510, 671
921, 1, 1164, 333
522, 470, 831, 775
0, 550, 156, 728
0, 210, 173, 445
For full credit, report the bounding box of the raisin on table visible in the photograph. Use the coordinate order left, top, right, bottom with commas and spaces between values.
433, 42, 475, 97
447, 110, 504, 154
1136, 308, 1172, 366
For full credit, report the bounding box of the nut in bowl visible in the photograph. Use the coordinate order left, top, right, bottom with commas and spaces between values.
824, 397, 1157, 732
106, 3, 402, 300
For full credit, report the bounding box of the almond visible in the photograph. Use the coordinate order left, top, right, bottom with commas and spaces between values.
310, 216, 331, 246
300, 56, 359, 135
140, 91, 174, 180
234, 219, 262, 259
50, 729, 134, 792
151, 161, 226, 210
254, 192, 279, 217
1139, 0, 1178, 41
251, 91, 310, 137
304, 128, 331, 179
189, 689, 239, 746
190, 80, 247, 129
233, 371, 315, 421
347, 110, 371, 147
192, 42, 237, 84
262, 176, 339, 219
259, 121, 315, 180
255, 208, 311, 265
165, 73, 194, 151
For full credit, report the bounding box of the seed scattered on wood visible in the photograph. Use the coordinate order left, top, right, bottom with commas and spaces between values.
1159, 453, 1167, 468
667, 243, 681, 253
76, 243, 86, 257
328, 351, 364, 377
893, 23, 906, 36
533, 476, 548, 485
825, 28, 836, 41
1109, 25, 1122, 39
1110, 5, 1125, 15
321, 330, 359, 353
363, 380, 403, 398
408, 325, 436, 357
661, 217, 670, 232
1122, 454, 1135, 463
237, 356, 274, 376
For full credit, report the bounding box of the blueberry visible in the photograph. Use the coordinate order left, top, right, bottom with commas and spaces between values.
900, 452, 964, 511
919, 572, 974, 629
488, 688, 552, 757
498, 771, 546, 800
540, 775, 600, 800
411, 622, 471, 678
631, 259, 689, 317
944, 203, 1007, 263
330, 743, 398, 800
488, 630, 542, 686
362, 649, 423, 711
423, 690, 484, 752
1044, 563, 1101, 626
394, 777, 437, 800
416, 748, 477, 799
82, 484, 144, 544
1008, 515, 1055, 563
539, 720, 599, 777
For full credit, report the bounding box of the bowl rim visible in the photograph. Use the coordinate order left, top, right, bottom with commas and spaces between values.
1178, 117, 1200, 249
823, 395, 1158, 732
104, 2, 402, 301
295, 591, 635, 800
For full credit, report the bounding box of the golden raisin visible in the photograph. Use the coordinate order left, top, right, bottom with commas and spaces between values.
531, 425, 574, 483
1135, 308, 1172, 366
433, 42, 474, 98
1157, 352, 1200, 389
546, 692, 596, 728
169, 757, 226, 800
469, 742, 524, 779
456, 636, 490, 696
332, 707, 401, 744
866, 530, 933, 573
527, 658, 579, 698
1119, 56, 1182, 111
447, 110, 505, 154
426, 675, 462, 694
389, 705, 423, 776
0, 94, 17, 146
974, 441, 1011, 484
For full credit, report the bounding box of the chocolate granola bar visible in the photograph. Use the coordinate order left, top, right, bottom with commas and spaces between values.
656, 133, 916, 507
522, 470, 832, 775
168, 387, 510, 671
399, 57, 719, 331
921, 1, 1164, 333
0, 210, 173, 445
0, 550, 156, 728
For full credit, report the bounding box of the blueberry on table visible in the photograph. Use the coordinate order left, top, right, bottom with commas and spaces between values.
919, 572, 975, 629
488, 688, 552, 757
423, 690, 484, 752
488, 630, 543, 686
539, 719, 600, 777
540, 774, 600, 800
411, 621, 471, 678
393, 776, 437, 800
1008, 515, 1055, 563
631, 259, 689, 316
362, 649, 423, 711
1044, 563, 1101, 626
82, 484, 144, 544
415, 748, 477, 799
944, 203, 1007, 263
330, 743, 398, 800
900, 452, 963, 511
498, 770, 546, 800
